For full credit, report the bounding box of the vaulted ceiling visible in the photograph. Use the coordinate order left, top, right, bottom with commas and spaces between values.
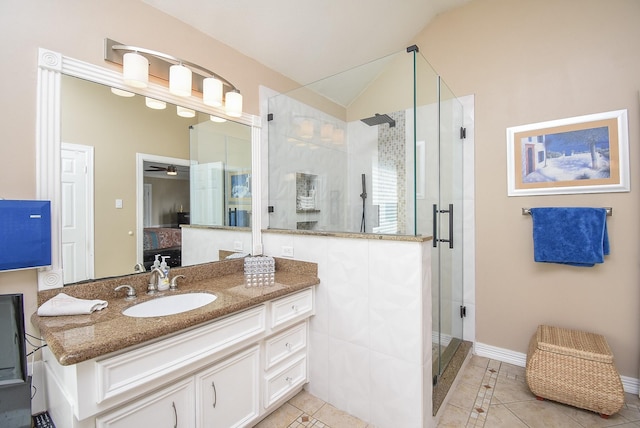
142, 0, 469, 87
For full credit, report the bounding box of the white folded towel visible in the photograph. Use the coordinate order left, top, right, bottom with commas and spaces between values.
37, 293, 108, 317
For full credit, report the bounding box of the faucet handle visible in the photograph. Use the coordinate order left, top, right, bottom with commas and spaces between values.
115, 285, 137, 300
170, 275, 186, 291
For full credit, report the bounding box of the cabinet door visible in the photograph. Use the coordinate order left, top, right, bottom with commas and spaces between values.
96, 378, 194, 428
196, 345, 260, 428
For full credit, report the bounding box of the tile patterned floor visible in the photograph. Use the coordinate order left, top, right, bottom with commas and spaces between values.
257, 355, 640, 427
438, 355, 640, 428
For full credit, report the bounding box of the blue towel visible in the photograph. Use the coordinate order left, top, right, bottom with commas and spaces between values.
530, 207, 609, 267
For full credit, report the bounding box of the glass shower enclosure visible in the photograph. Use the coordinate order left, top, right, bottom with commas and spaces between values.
267, 46, 464, 389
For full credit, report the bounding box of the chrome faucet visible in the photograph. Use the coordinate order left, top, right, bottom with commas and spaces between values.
114, 284, 137, 300
147, 267, 166, 295
133, 262, 146, 273
170, 275, 185, 291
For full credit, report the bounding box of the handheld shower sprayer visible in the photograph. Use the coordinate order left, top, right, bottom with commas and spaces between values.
360, 173, 367, 201
360, 174, 367, 233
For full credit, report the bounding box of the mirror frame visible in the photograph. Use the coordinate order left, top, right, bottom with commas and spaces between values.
36, 47, 263, 291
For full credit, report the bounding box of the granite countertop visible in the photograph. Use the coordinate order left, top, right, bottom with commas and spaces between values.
32, 258, 319, 366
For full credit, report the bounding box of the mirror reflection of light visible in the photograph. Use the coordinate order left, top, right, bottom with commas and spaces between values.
110, 87, 135, 97
176, 106, 195, 118
210, 115, 227, 123
145, 97, 166, 110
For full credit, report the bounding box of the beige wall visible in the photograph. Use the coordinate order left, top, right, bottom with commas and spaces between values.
416, 0, 640, 377
0, 0, 297, 340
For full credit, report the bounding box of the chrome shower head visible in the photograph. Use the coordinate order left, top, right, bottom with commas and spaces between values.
360, 113, 396, 128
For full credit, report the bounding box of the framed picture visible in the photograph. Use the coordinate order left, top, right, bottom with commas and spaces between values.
506, 109, 629, 196
228, 170, 251, 204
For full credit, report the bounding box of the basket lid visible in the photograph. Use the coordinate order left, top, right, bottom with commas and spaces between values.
536, 325, 613, 364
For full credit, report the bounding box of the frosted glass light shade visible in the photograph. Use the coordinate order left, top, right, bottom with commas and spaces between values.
225, 91, 243, 117
169, 64, 192, 97
203, 78, 223, 107
145, 97, 166, 110
176, 106, 195, 118
122, 52, 148, 88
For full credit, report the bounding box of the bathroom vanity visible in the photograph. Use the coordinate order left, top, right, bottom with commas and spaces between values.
32, 258, 318, 428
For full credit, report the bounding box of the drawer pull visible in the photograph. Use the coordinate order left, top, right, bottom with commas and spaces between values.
172, 401, 177, 428
291, 304, 298, 311
212, 381, 217, 408
285, 376, 293, 383
285, 342, 292, 351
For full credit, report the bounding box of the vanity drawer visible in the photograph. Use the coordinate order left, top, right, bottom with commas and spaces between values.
264, 322, 307, 370
270, 288, 314, 330
264, 354, 307, 408
95, 305, 266, 402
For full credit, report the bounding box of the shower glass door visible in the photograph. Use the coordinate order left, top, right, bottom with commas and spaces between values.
434, 76, 464, 380
414, 51, 464, 384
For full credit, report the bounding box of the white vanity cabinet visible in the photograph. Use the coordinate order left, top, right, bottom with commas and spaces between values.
196, 345, 260, 428
42, 287, 315, 428
95, 378, 195, 428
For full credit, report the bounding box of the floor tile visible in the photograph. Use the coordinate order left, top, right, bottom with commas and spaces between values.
436, 403, 470, 427
312, 403, 368, 428
483, 403, 528, 427
504, 399, 585, 428
254, 402, 303, 428
288, 390, 327, 415
265, 358, 640, 428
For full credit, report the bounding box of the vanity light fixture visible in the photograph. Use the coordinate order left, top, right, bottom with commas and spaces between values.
122, 52, 149, 88
203, 77, 223, 107
224, 90, 243, 117
176, 106, 196, 118
145, 97, 166, 110
169, 63, 192, 97
105, 38, 243, 117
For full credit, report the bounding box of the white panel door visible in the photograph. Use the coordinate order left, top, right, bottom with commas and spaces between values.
61, 143, 94, 283
190, 162, 224, 226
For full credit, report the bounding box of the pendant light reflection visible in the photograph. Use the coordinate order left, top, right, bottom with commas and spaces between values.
145, 97, 166, 110
210, 115, 227, 123
299, 120, 314, 139
176, 106, 195, 118
110, 87, 135, 97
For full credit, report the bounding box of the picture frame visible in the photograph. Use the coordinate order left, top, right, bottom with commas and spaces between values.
506, 109, 629, 196
228, 170, 252, 204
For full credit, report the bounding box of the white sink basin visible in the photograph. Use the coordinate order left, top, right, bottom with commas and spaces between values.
123, 292, 217, 318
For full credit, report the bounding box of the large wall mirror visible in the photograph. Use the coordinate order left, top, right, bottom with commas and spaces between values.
36, 48, 261, 291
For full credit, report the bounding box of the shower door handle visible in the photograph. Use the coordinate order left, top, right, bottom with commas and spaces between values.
433, 204, 454, 249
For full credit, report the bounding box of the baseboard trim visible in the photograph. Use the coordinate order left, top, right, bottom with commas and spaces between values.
474, 341, 639, 395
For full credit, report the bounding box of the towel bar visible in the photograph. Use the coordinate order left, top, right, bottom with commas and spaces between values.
522, 207, 612, 216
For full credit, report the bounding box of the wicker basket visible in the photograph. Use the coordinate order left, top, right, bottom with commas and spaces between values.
525, 325, 624, 416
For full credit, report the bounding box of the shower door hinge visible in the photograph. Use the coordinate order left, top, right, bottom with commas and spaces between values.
460, 305, 467, 318
267, 113, 274, 121
460, 127, 466, 139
